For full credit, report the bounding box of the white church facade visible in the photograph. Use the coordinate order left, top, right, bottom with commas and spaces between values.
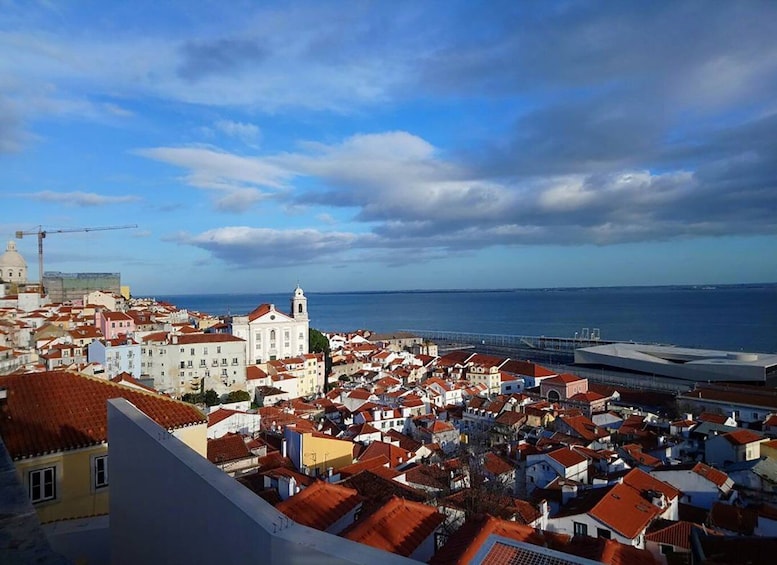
230, 286, 309, 364
0, 241, 28, 284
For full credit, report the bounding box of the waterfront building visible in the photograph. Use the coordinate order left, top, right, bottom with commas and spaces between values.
230, 285, 309, 364
575, 343, 777, 385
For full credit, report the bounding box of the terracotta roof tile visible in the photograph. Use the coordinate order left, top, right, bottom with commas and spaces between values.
276, 481, 362, 532
342, 496, 444, 557
207, 433, 251, 463
0, 370, 205, 459
548, 447, 588, 468
723, 429, 764, 445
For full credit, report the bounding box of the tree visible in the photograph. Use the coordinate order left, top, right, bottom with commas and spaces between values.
309, 328, 330, 353
181, 388, 219, 407
309, 327, 333, 392
226, 390, 251, 403
204, 389, 219, 406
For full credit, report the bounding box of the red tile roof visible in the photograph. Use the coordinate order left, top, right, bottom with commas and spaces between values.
691, 462, 731, 488
645, 520, 702, 550
0, 370, 205, 460
723, 429, 764, 445
207, 407, 244, 427
247, 304, 272, 321
342, 496, 444, 557
544, 373, 585, 385
207, 433, 251, 463
175, 333, 244, 344
276, 481, 362, 532
357, 441, 413, 468
623, 467, 680, 501
483, 452, 515, 476
588, 481, 662, 539
338, 455, 391, 479
246, 365, 268, 380
548, 447, 588, 468
430, 515, 569, 565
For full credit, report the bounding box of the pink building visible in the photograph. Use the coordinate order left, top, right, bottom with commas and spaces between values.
540, 373, 588, 402
95, 310, 136, 340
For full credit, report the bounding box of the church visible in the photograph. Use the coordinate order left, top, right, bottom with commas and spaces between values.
230, 286, 309, 364
0, 241, 28, 285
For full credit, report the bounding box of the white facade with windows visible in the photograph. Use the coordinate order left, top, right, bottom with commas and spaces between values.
88, 339, 142, 379
141, 333, 247, 396
231, 286, 309, 365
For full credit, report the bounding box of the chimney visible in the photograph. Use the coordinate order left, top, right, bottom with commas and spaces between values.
561, 483, 578, 505
171, 334, 178, 345
538, 499, 549, 529
281, 438, 287, 458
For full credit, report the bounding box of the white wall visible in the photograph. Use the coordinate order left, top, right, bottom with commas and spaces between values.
107, 399, 416, 565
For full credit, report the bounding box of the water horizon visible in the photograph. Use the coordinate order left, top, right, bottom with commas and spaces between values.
151, 283, 777, 354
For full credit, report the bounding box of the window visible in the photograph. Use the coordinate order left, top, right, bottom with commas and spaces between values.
29, 467, 56, 503
597, 528, 610, 539
94, 456, 108, 489
573, 522, 588, 537
203, 347, 208, 355
232, 358, 238, 365
660, 544, 674, 555
216, 346, 222, 354
190, 348, 195, 356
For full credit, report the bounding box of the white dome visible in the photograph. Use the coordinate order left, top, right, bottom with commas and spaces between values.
0, 241, 26, 268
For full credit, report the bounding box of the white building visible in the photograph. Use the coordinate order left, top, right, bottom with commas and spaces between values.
141, 332, 246, 396
0, 241, 28, 284
88, 338, 142, 379
231, 286, 309, 364
207, 408, 262, 439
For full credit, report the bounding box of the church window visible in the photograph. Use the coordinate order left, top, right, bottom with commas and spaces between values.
270, 330, 276, 340
298, 303, 303, 313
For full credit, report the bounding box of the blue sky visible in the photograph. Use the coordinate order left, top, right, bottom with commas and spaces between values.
2, 1, 776, 294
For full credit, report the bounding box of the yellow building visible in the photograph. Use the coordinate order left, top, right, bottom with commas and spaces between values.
285, 427, 353, 477
0, 370, 206, 523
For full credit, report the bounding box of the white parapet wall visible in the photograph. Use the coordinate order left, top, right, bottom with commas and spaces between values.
107, 398, 417, 565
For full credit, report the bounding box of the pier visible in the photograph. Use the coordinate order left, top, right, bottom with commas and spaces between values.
402, 328, 630, 353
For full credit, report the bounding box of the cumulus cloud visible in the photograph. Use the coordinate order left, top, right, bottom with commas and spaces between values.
174, 226, 373, 266
153, 121, 776, 268
15, 190, 140, 207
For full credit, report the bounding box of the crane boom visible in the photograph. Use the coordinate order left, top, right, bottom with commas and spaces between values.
14, 224, 138, 294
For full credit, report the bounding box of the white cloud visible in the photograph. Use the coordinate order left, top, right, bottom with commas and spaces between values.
214, 120, 260, 143
16, 190, 140, 207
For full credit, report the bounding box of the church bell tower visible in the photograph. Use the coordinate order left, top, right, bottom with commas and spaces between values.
291, 284, 308, 321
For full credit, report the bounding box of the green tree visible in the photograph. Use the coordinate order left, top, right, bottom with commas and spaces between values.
309, 327, 333, 393
204, 389, 219, 406
226, 390, 251, 403
309, 328, 330, 353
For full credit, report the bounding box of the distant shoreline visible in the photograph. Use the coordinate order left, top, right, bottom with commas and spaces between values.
149, 281, 777, 298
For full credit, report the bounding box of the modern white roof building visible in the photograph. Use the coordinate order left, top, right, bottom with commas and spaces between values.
574, 343, 777, 385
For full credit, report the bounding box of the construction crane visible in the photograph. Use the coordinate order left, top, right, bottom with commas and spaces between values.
15, 224, 138, 292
